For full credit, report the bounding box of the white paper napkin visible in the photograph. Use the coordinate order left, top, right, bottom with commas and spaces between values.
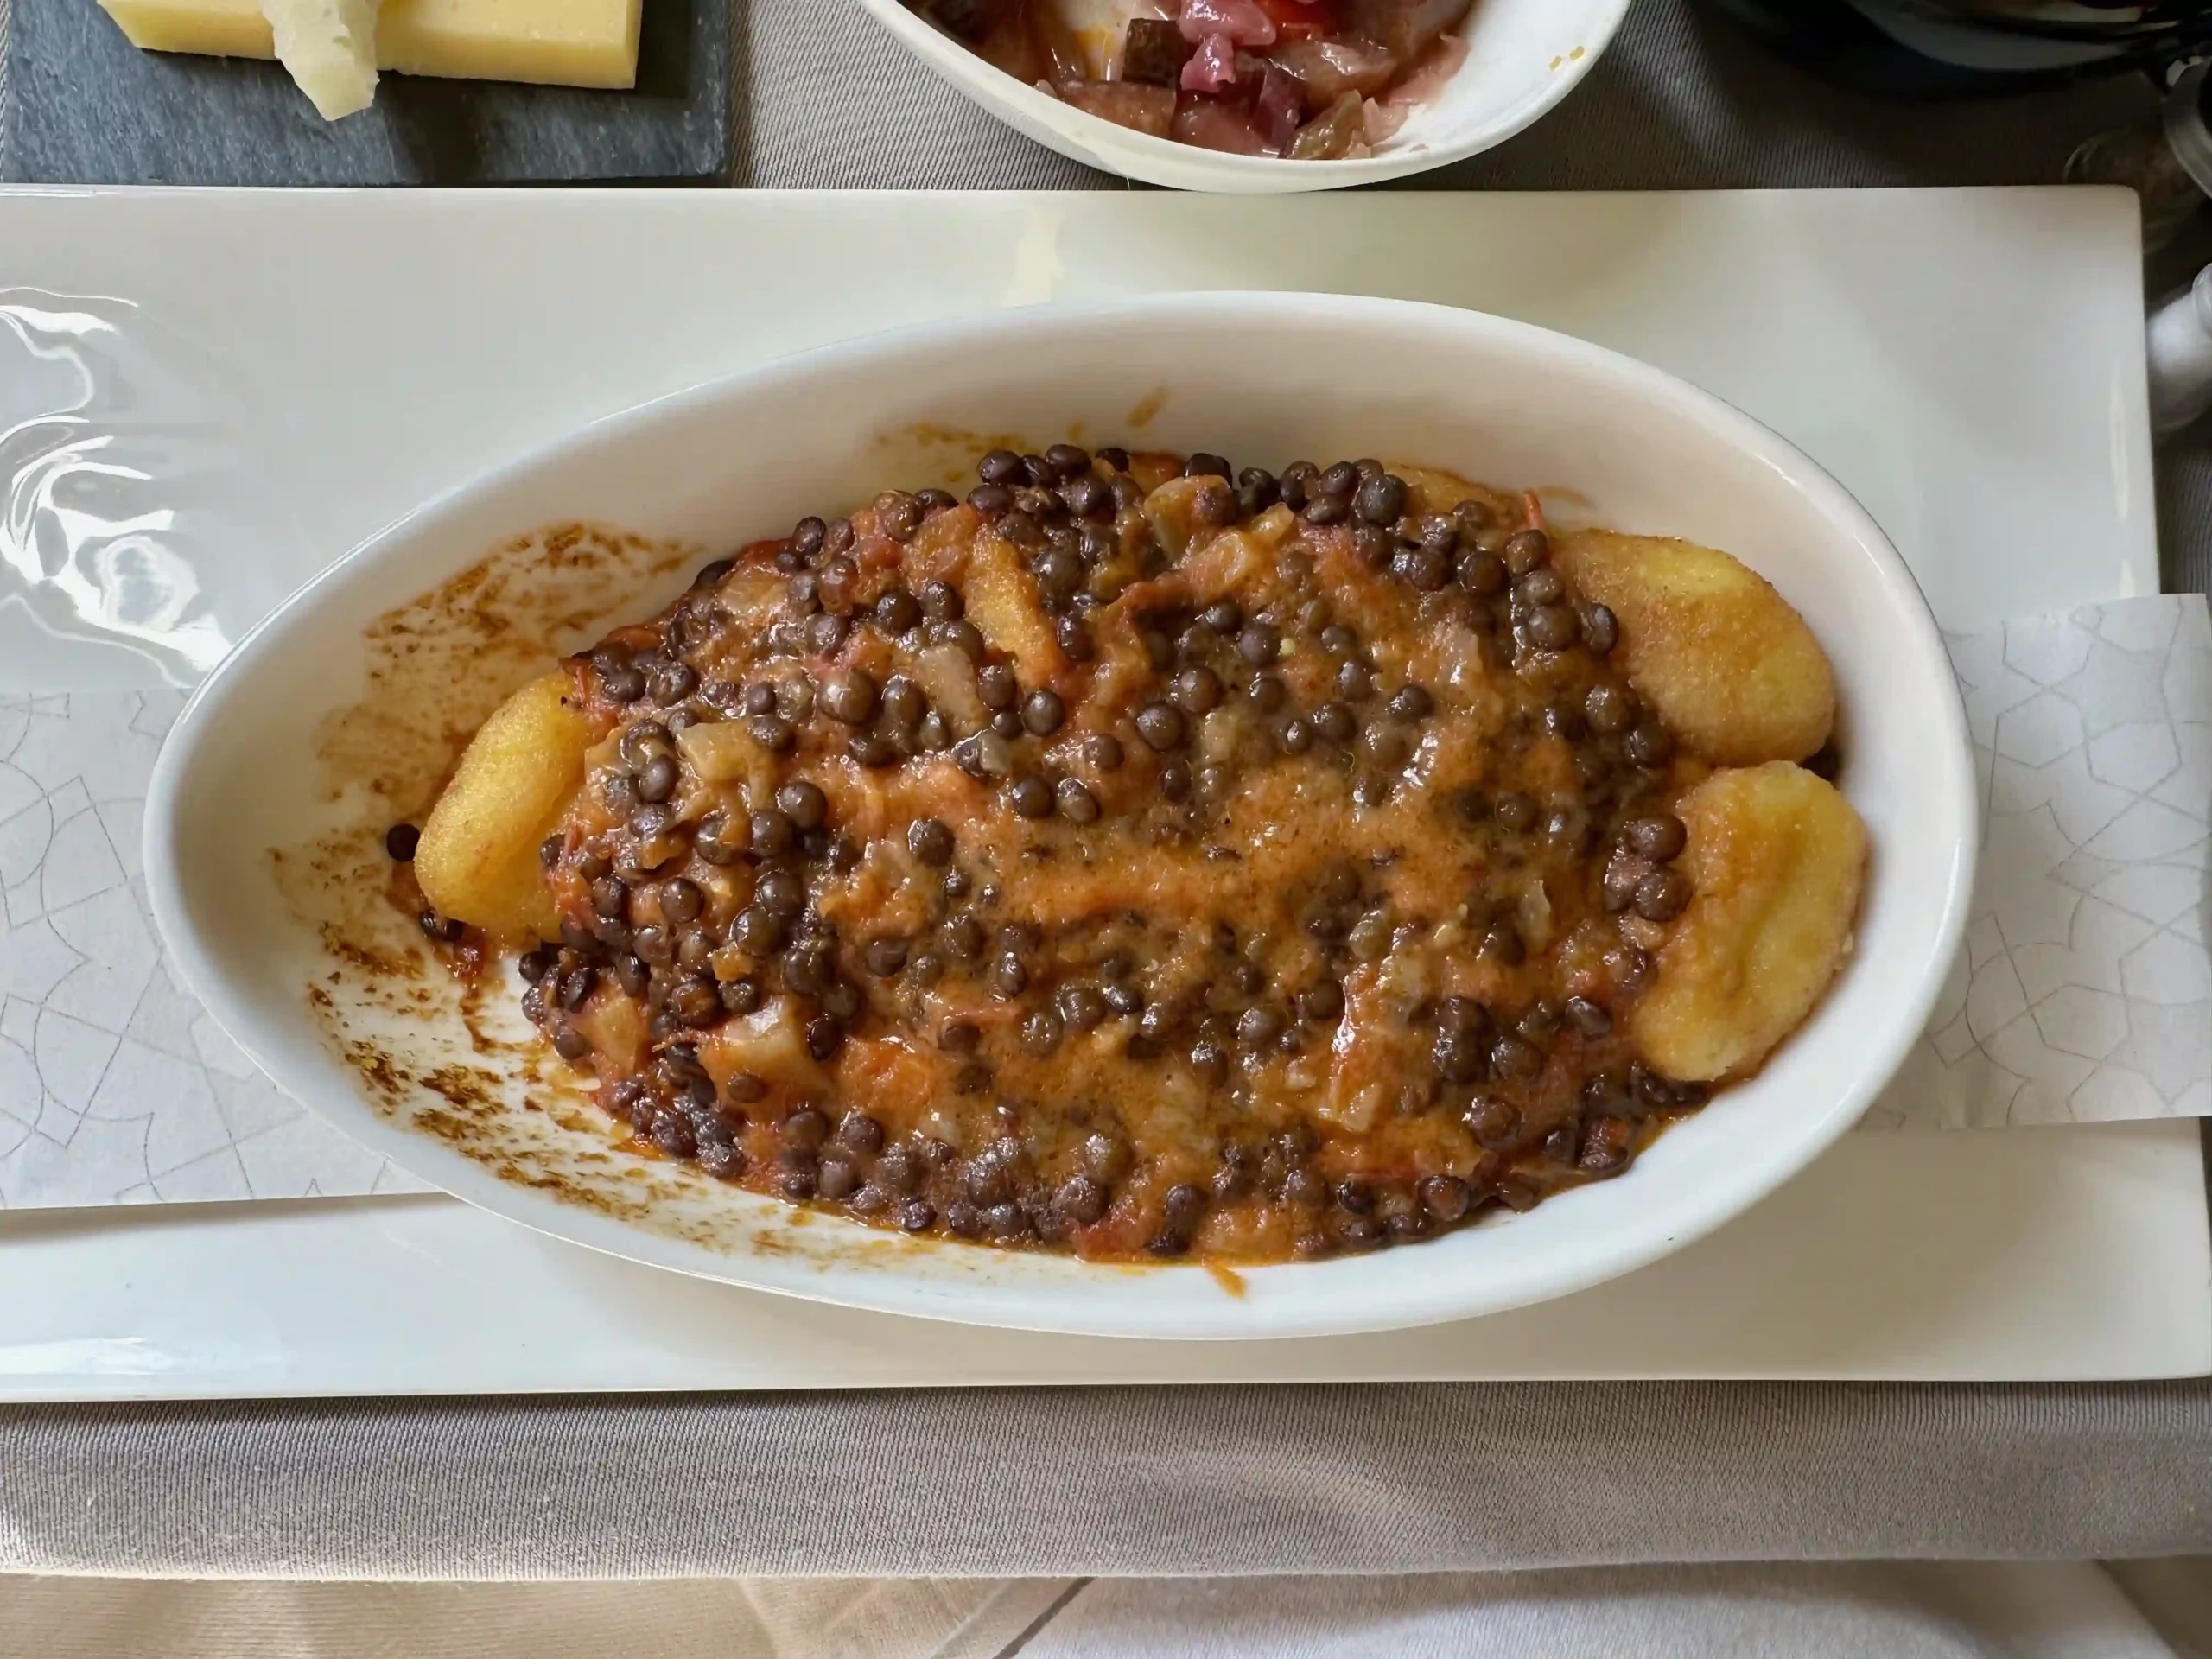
2, 594, 2206, 1207
1864, 594, 2211, 1128
0, 690, 429, 1205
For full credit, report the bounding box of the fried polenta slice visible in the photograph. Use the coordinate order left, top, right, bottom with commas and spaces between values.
1390, 465, 1521, 525
414, 671, 589, 943
1552, 530, 1834, 766
1632, 762, 1867, 1083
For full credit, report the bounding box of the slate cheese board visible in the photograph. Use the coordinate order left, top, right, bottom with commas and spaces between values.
0, 0, 731, 183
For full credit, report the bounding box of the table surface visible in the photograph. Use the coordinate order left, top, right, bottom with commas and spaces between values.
3, 0, 2211, 1579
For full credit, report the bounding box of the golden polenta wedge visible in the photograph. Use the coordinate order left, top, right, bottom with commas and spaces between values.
1553, 530, 1835, 766
1389, 465, 1519, 525
1632, 762, 1868, 1083
414, 671, 590, 942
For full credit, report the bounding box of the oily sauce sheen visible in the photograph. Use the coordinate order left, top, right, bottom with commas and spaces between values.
483, 448, 1723, 1262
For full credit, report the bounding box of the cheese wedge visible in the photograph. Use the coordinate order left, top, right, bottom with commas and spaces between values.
97, 0, 643, 91
263, 0, 379, 120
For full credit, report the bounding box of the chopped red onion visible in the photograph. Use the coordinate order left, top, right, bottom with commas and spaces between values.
1173, 98, 1274, 154
1180, 32, 1242, 93
1178, 0, 1278, 48
1256, 62, 1306, 151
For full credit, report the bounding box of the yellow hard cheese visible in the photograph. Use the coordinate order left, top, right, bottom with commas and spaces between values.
96, 0, 643, 89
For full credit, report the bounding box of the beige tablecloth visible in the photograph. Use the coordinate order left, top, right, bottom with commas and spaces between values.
3, 1563, 2212, 1657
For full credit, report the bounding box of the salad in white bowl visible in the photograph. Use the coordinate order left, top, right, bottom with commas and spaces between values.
862, 0, 1630, 191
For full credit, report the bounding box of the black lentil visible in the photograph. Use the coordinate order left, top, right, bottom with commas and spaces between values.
1135, 701, 1187, 750
906, 817, 955, 866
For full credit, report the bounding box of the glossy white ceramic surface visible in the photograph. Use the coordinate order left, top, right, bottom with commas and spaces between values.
0, 189, 2157, 694
0, 186, 2199, 1392
144, 293, 1972, 1338
855, 0, 1631, 193
1, 1122, 2203, 1396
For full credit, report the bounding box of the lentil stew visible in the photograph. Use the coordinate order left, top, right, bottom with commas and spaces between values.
401, 444, 1866, 1265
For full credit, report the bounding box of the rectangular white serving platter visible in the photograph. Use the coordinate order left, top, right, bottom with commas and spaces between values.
0, 186, 2205, 1397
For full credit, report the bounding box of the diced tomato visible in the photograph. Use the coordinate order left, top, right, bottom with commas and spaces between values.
1257, 0, 1338, 41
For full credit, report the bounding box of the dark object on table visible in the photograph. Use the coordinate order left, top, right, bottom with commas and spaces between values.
2068, 57, 2212, 248
1699, 0, 2212, 98
0, 0, 730, 184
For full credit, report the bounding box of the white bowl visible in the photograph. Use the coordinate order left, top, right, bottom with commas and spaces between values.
858, 0, 1632, 193
144, 294, 1975, 1340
